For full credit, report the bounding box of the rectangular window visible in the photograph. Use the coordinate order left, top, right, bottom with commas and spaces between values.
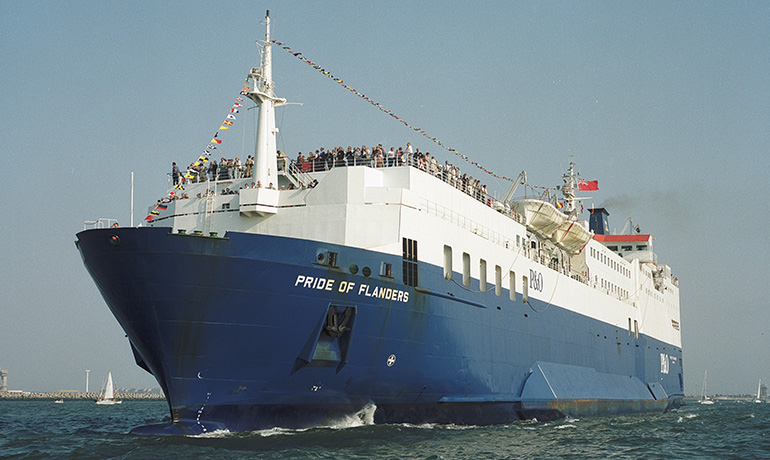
622, 245, 633, 252
636, 245, 647, 251
380, 262, 392, 278
509, 271, 516, 301
628, 318, 633, 337
479, 259, 487, 292
326, 251, 338, 267
402, 238, 418, 287
522, 275, 529, 304
495, 265, 502, 297
634, 320, 639, 339
462, 252, 471, 287
443, 245, 452, 280
608, 245, 618, 251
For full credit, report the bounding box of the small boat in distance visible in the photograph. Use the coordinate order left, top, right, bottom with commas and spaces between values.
700, 370, 714, 405
95, 371, 122, 405
755, 379, 763, 404
53, 399, 64, 404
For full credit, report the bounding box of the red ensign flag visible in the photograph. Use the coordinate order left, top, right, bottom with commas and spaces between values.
578, 179, 599, 191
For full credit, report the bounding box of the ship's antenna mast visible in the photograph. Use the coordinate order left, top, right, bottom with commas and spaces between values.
246, 10, 287, 188
562, 160, 579, 217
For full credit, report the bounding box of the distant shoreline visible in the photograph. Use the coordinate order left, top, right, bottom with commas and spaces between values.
0, 391, 164, 401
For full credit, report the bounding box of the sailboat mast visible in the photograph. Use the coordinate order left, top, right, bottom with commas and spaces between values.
246, 10, 286, 188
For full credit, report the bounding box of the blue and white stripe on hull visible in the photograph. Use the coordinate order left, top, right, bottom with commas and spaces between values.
76, 226, 683, 434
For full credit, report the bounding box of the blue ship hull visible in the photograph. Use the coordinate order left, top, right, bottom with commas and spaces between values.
76, 226, 683, 434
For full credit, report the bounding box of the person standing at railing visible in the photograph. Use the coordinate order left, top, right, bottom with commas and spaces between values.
334, 147, 345, 168
404, 142, 413, 167
387, 147, 395, 167
172, 162, 180, 186
226, 158, 235, 179
245, 155, 254, 177
217, 159, 227, 180
308, 151, 317, 171
209, 160, 218, 181
410, 147, 421, 168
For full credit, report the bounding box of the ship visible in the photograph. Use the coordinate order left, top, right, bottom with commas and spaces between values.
75, 11, 683, 435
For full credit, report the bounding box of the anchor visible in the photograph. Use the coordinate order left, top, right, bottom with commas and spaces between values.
324, 307, 352, 338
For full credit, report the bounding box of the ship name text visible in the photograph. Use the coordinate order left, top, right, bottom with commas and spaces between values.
294, 275, 409, 303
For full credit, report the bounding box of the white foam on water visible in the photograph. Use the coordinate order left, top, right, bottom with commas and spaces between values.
327, 403, 377, 429
189, 428, 232, 438
408, 423, 437, 429
256, 427, 310, 437
442, 424, 479, 430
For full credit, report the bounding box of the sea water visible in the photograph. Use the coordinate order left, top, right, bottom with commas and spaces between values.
1, 400, 768, 459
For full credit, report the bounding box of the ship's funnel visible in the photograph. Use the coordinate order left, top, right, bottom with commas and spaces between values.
588, 208, 610, 235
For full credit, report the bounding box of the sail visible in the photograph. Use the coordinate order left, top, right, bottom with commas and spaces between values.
104, 372, 114, 400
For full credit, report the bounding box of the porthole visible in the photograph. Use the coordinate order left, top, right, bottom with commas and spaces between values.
349, 264, 359, 275
108, 235, 120, 246
362, 266, 371, 277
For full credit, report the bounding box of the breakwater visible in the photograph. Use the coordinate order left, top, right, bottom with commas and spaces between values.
0, 391, 164, 401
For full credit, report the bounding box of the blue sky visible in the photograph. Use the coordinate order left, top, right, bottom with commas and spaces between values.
1, 1, 768, 395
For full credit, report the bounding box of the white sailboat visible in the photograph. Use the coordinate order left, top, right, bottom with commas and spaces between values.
755, 379, 763, 404
699, 370, 714, 405
95, 371, 122, 405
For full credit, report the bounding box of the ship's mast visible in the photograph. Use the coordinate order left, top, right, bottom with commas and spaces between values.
561, 160, 592, 219
246, 10, 287, 188
561, 161, 578, 216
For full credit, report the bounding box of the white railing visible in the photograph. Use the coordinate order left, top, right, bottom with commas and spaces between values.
83, 218, 119, 230
166, 152, 513, 210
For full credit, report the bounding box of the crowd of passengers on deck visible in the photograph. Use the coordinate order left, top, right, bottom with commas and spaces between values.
174, 142, 491, 205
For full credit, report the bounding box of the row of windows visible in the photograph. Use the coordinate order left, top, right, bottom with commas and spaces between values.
443, 245, 530, 303
608, 244, 648, 252
645, 287, 666, 304
589, 247, 630, 278
601, 278, 629, 299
